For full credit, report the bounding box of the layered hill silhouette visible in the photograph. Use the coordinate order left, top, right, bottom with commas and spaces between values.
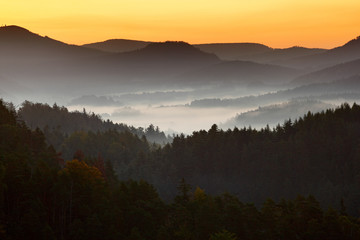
82, 39, 151, 53
178, 60, 300, 86
222, 99, 334, 129
0, 25, 108, 96
292, 59, 360, 85
0, 25, 104, 60
83, 39, 327, 67
283, 36, 360, 70
238, 46, 327, 67
85, 41, 222, 86
195, 43, 326, 66
1, 25, 360, 106
189, 75, 360, 109
194, 43, 272, 60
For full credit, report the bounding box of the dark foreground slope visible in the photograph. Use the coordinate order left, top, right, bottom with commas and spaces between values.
17, 101, 171, 146
1, 99, 360, 240
139, 103, 360, 215
15, 99, 360, 217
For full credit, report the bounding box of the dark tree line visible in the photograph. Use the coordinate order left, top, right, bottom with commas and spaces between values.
13, 101, 360, 216
151, 103, 360, 215
1, 99, 360, 239
18, 101, 171, 147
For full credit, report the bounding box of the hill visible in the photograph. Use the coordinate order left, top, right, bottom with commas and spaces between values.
1, 99, 360, 239
0, 25, 109, 101
18, 101, 171, 146
292, 58, 360, 85
0, 25, 104, 60
150, 103, 360, 215
240, 46, 326, 67
82, 39, 151, 52
179, 60, 301, 86
194, 42, 272, 60
194, 43, 326, 68
0, 27, 221, 101
118, 41, 220, 63
284, 35, 360, 70
221, 100, 334, 129
189, 75, 360, 108
93, 41, 221, 86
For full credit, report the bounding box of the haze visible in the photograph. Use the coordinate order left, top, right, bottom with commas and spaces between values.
1, 23, 360, 135
1, 0, 360, 48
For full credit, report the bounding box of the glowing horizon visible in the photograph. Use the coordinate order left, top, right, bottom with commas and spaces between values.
1, 0, 360, 48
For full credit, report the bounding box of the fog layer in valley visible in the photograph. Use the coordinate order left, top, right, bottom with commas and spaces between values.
1, 25, 360, 135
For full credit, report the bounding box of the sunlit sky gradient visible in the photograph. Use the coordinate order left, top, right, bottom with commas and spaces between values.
1, 0, 360, 48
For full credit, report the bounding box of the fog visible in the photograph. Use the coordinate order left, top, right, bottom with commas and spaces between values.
66, 94, 257, 135
1, 26, 360, 136
65, 84, 360, 135
63, 86, 283, 134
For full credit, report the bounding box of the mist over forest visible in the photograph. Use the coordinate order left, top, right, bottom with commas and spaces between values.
2, 26, 360, 133
1, 25, 360, 239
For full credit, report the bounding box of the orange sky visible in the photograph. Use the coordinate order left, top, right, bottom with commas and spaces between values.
1, 0, 360, 48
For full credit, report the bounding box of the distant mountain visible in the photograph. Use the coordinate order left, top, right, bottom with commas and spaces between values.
0, 26, 111, 99
82, 39, 152, 53
240, 47, 326, 66
2, 25, 358, 106
194, 43, 272, 60
284, 36, 360, 70
194, 43, 326, 67
221, 100, 334, 129
94, 41, 221, 85
179, 60, 301, 86
119, 41, 220, 62
0, 25, 104, 61
292, 58, 360, 85
190, 75, 360, 108
67, 95, 122, 106
0, 27, 223, 98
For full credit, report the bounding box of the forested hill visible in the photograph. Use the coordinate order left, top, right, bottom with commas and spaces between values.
137, 103, 360, 215
1, 99, 360, 240
18, 101, 171, 146
15, 100, 360, 217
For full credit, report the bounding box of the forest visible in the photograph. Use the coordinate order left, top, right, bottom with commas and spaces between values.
1, 99, 360, 239
17, 100, 360, 212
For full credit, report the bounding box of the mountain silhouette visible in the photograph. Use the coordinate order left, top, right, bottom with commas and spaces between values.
194, 43, 272, 60
119, 41, 220, 63
1, 25, 359, 105
91, 41, 221, 85
189, 75, 360, 109
284, 36, 360, 70
0, 25, 110, 96
82, 39, 151, 53
178, 60, 301, 86
0, 25, 104, 61
238, 46, 326, 66
222, 99, 333, 129
292, 58, 360, 85
194, 44, 326, 67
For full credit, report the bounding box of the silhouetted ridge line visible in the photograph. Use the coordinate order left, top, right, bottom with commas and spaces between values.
338, 35, 360, 48
142, 41, 216, 55
82, 38, 151, 52
117, 41, 221, 63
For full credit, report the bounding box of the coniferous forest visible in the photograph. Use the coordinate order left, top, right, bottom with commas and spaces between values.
1, 99, 360, 239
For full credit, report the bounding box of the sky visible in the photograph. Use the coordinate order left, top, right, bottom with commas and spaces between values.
1, 0, 360, 48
